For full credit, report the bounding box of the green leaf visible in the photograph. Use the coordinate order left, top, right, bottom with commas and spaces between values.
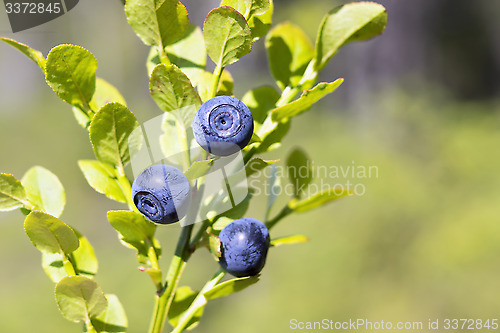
168, 287, 204, 331
289, 187, 351, 213
107, 210, 158, 262
204, 275, 259, 300
245, 158, 278, 177
266, 22, 314, 91
91, 294, 128, 333
45, 44, 97, 107
286, 148, 313, 198
211, 216, 234, 231
21, 166, 66, 218
55, 276, 108, 323
185, 160, 214, 181
78, 160, 127, 203
125, 0, 189, 47
271, 79, 343, 122
41, 230, 98, 282
150, 64, 202, 112
71, 230, 98, 278
242, 86, 280, 126
315, 2, 387, 71
89, 103, 141, 169
247, 0, 273, 41
165, 24, 207, 87
0, 173, 27, 211
270, 234, 309, 247
90, 78, 127, 111
204, 6, 252, 67
24, 211, 79, 255
1, 37, 45, 69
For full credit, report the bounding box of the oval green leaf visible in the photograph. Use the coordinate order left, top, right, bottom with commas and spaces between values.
89, 103, 141, 169
91, 294, 128, 333
45, 44, 97, 107
21, 166, 66, 217
150, 64, 201, 112
204, 6, 252, 67
315, 2, 387, 71
78, 160, 127, 203
71, 229, 98, 279
266, 22, 314, 90
0, 173, 27, 211
24, 211, 79, 255
55, 276, 108, 323
165, 24, 207, 87
125, 0, 189, 47
107, 210, 158, 260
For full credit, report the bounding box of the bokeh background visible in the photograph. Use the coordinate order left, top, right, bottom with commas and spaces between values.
1, 0, 500, 332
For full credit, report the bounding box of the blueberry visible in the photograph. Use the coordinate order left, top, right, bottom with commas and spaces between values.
131, 164, 190, 225
192, 96, 254, 156
218, 218, 270, 277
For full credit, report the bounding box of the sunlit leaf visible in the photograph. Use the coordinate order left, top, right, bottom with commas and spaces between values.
204, 6, 252, 67
45, 44, 97, 107
55, 276, 108, 322
271, 80, 343, 122
21, 166, 66, 217
315, 2, 387, 71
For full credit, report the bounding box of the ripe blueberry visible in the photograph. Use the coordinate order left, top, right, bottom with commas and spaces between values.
192, 96, 254, 156
131, 164, 190, 225
218, 218, 270, 277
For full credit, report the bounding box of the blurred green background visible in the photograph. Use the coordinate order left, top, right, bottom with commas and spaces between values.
1, 0, 500, 332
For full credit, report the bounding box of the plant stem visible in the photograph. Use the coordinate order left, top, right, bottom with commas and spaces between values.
209, 64, 224, 99
266, 205, 293, 230
149, 182, 203, 333
158, 45, 171, 66
148, 225, 193, 333
171, 269, 225, 333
